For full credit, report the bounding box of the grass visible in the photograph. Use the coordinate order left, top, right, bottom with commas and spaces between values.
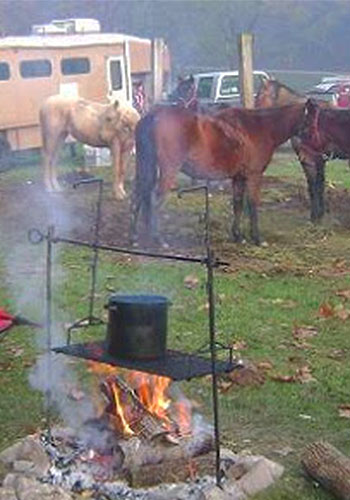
2, 150, 350, 498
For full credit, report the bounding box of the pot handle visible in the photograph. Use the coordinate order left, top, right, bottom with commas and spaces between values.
104, 303, 118, 312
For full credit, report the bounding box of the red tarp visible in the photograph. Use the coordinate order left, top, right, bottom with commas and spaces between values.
0, 308, 15, 333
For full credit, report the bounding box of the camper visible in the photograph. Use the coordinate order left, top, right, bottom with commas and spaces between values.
0, 18, 170, 164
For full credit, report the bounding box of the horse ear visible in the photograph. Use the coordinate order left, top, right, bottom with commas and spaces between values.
189, 74, 194, 83
305, 98, 317, 115
113, 100, 119, 110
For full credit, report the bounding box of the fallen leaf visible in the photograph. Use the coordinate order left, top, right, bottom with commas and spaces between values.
271, 365, 316, 384
333, 259, 347, 270
274, 446, 294, 457
184, 274, 199, 289
338, 404, 350, 418
327, 349, 346, 360
336, 289, 350, 300
318, 302, 334, 318
226, 364, 265, 387
293, 325, 318, 341
218, 380, 233, 393
271, 374, 296, 383
231, 340, 247, 351
292, 340, 312, 350
334, 305, 350, 321
257, 361, 273, 371
295, 365, 316, 384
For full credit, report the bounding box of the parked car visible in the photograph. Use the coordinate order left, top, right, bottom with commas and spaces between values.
307, 76, 350, 107
192, 70, 272, 109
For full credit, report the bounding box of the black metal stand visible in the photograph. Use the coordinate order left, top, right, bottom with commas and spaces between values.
29, 181, 239, 488
66, 178, 105, 340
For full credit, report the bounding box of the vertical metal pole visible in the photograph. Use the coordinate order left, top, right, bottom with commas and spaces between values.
88, 179, 103, 320
204, 189, 222, 487
177, 184, 222, 486
46, 225, 54, 441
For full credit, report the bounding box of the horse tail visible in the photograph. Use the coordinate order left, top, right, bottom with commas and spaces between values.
134, 112, 158, 224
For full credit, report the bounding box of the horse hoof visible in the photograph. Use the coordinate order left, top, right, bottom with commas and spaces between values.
261, 241, 269, 248
115, 186, 127, 201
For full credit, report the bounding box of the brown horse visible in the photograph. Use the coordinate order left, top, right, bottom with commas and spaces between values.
130, 103, 306, 246
39, 95, 140, 200
255, 78, 345, 222
302, 98, 350, 156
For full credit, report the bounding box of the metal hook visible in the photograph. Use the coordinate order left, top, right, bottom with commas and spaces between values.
28, 228, 45, 244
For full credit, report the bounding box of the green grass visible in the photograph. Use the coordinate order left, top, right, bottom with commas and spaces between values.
2, 149, 350, 498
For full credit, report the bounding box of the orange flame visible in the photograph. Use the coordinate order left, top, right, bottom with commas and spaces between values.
88, 361, 192, 438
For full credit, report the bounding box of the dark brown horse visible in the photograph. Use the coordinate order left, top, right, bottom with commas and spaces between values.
302, 98, 350, 156
130, 103, 305, 246
167, 75, 198, 111
255, 78, 345, 222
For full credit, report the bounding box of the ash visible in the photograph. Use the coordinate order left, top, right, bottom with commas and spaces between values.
39, 428, 216, 500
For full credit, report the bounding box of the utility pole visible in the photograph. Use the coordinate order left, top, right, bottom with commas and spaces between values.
238, 32, 254, 108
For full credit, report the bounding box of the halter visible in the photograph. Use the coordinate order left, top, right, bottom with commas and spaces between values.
177, 83, 197, 110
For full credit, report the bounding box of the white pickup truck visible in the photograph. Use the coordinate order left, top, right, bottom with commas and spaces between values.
193, 70, 271, 109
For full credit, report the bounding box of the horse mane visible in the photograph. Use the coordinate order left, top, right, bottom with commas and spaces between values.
270, 79, 304, 98
218, 103, 302, 122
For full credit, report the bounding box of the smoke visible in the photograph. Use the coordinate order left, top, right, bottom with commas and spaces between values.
2, 180, 103, 442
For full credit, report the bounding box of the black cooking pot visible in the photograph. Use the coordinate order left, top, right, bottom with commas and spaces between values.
106, 294, 169, 360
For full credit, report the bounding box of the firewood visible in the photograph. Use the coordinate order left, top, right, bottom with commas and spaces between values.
120, 431, 214, 469
100, 375, 169, 441
301, 441, 350, 499
129, 452, 216, 487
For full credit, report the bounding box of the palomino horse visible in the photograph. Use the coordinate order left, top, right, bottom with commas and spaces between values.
39, 95, 140, 200
130, 103, 305, 246
255, 78, 346, 222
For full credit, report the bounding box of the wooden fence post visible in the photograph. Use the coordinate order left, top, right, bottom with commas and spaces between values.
238, 32, 254, 108
152, 38, 164, 104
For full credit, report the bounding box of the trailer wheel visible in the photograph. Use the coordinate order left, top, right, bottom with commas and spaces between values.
0, 134, 12, 171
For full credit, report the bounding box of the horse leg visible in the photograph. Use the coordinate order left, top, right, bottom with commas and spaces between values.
111, 141, 126, 201
246, 176, 262, 245
129, 179, 143, 245
231, 176, 246, 243
43, 133, 67, 192
301, 156, 325, 222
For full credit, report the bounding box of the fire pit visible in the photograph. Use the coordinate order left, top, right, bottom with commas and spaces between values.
29, 184, 243, 492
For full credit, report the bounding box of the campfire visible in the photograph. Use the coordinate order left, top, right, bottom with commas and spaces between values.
33, 359, 217, 495
89, 361, 193, 441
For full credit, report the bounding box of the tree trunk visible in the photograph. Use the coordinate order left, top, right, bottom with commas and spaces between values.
301, 441, 350, 500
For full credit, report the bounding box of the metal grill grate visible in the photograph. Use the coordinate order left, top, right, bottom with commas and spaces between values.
52, 341, 241, 381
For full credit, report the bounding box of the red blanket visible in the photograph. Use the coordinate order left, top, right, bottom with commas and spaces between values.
0, 308, 15, 333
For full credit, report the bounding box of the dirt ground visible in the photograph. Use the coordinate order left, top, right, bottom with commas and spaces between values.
1, 166, 350, 272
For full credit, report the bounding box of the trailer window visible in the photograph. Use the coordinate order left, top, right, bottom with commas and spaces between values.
0, 62, 10, 81
109, 59, 123, 90
20, 59, 52, 78
61, 57, 90, 75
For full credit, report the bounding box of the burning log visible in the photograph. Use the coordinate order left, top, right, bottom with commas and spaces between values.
129, 451, 217, 487
302, 441, 350, 499
100, 375, 171, 441
120, 431, 214, 470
